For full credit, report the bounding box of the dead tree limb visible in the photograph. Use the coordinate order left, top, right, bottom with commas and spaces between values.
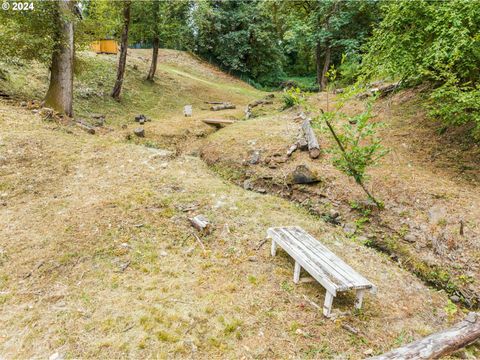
370, 312, 480, 360
189, 215, 211, 234
210, 103, 236, 111
301, 116, 321, 159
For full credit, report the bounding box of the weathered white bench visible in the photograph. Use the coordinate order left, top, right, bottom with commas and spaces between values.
267, 226, 376, 317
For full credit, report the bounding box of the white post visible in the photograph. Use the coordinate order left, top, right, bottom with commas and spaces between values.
271, 240, 277, 256
293, 261, 301, 283
355, 289, 365, 310
323, 292, 334, 317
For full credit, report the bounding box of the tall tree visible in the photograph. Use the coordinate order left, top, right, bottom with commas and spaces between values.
111, 0, 131, 100
45, 0, 75, 116
193, 0, 285, 85
146, 0, 160, 82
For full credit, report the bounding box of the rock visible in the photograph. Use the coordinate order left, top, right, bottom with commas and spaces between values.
289, 165, 320, 184
428, 205, 447, 225
49, 353, 64, 360
343, 222, 357, 235
248, 256, 257, 262
243, 179, 254, 190
363, 349, 373, 356
139, 118, 145, 125
20, 101, 27, 107
450, 295, 460, 303
134, 127, 145, 137
159, 250, 168, 257
256, 188, 267, 194
183, 105, 192, 117
404, 233, 416, 243
248, 150, 261, 165
135, 114, 147, 123
329, 209, 340, 219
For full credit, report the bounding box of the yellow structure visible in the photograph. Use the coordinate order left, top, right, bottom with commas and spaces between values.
90, 39, 118, 54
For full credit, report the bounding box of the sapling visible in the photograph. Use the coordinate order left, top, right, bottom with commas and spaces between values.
316, 66, 387, 207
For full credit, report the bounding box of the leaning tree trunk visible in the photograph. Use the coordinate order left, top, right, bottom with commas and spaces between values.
111, 0, 131, 100
146, 0, 160, 82
146, 36, 159, 81
44, 0, 74, 117
371, 312, 480, 360
320, 45, 331, 91
315, 42, 322, 88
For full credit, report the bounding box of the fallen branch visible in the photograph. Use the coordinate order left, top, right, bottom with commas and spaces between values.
189, 214, 211, 234
75, 119, 95, 134
255, 238, 268, 250
210, 102, 236, 111
191, 232, 206, 254
370, 312, 480, 360
301, 115, 321, 159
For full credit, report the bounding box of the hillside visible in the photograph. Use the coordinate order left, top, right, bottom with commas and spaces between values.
0, 50, 478, 359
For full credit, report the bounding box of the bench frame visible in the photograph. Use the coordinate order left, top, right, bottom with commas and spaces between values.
268, 226, 376, 317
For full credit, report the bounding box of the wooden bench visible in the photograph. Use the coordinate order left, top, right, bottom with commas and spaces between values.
267, 226, 376, 317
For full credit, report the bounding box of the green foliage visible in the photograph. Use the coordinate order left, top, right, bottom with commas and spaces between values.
130, 0, 191, 50
0, 2, 58, 64
317, 102, 387, 205
363, 0, 480, 138
282, 87, 305, 109
429, 82, 480, 138
193, 0, 285, 84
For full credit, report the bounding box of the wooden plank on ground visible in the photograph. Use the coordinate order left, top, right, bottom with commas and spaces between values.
202, 119, 236, 125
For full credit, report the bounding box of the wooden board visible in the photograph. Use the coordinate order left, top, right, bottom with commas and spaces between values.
267, 226, 376, 295
202, 119, 235, 125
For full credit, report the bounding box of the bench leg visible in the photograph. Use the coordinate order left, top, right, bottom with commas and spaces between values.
271, 240, 277, 256
323, 292, 334, 317
293, 261, 301, 283
355, 289, 365, 310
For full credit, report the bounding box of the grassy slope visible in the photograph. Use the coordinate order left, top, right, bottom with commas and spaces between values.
0, 49, 471, 359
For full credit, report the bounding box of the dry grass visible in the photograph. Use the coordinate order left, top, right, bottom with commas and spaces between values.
0, 50, 474, 359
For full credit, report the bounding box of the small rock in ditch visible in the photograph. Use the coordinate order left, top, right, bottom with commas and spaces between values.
134, 127, 145, 137
248, 150, 261, 165
450, 295, 460, 303
289, 165, 320, 184
243, 179, 254, 190
404, 233, 416, 243
329, 209, 340, 219
256, 188, 267, 194
343, 222, 357, 235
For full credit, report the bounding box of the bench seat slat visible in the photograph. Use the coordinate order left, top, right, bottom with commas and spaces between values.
268, 227, 374, 293
286, 227, 373, 289
269, 228, 341, 295
281, 227, 359, 289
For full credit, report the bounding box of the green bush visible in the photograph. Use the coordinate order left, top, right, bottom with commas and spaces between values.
282, 87, 305, 109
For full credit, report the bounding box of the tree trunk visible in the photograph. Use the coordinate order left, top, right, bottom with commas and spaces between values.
44, 0, 74, 117
146, 36, 159, 81
111, 1, 131, 100
371, 312, 480, 360
315, 42, 322, 88
320, 45, 331, 91
146, 0, 160, 82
